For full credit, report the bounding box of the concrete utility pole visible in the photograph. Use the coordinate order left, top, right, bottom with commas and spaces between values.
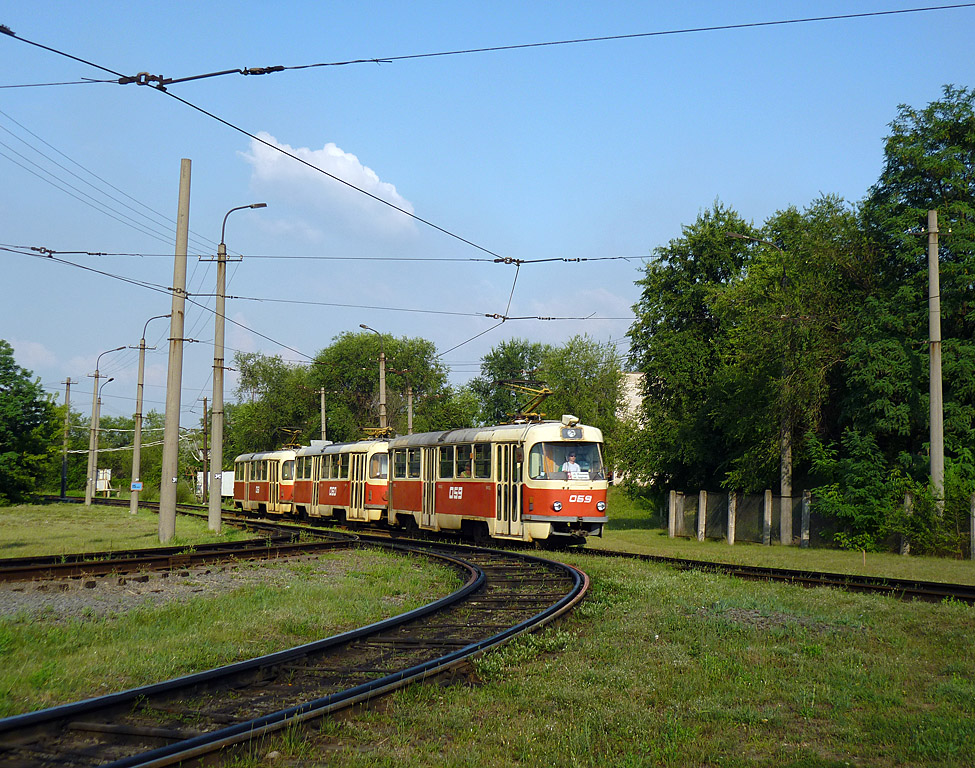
928, 209, 944, 513
209, 202, 266, 533
159, 159, 191, 543
406, 382, 413, 435
359, 324, 387, 429
130, 313, 170, 515
85, 347, 125, 506
319, 388, 327, 442
61, 378, 72, 499
202, 396, 208, 504
91, 377, 114, 499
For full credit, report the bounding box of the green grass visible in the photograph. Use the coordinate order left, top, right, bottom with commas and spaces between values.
248, 553, 975, 767
593, 488, 975, 586
5, 499, 975, 764
0, 548, 460, 717
0, 502, 250, 558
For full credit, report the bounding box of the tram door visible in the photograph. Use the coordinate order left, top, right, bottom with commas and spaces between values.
310, 456, 320, 512
421, 447, 437, 529
495, 444, 523, 538
268, 460, 279, 512
348, 452, 367, 522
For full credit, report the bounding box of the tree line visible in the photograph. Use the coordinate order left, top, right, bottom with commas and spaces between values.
621, 85, 975, 555
0, 333, 624, 505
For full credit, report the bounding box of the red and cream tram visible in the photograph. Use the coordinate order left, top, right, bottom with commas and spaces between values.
387, 415, 606, 544
293, 439, 389, 522
233, 449, 296, 515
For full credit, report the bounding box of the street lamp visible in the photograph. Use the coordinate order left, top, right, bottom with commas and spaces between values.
359, 324, 387, 429
89, 376, 114, 502
85, 346, 125, 506
129, 313, 170, 514
728, 231, 793, 545
210, 203, 267, 533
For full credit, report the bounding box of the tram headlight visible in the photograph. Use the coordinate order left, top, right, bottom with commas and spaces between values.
552, 501, 563, 511
596, 501, 606, 511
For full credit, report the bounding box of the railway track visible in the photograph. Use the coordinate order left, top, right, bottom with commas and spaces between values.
0, 533, 357, 583
0, 540, 588, 767
585, 547, 975, 604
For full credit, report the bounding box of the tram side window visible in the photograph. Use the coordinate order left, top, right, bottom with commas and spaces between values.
235, 463, 245, 481
439, 446, 454, 479
369, 453, 388, 480
282, 460, 294, 481
456, 444, 473, 478
407, 449, 421, 479
320, 456, 331, 480
255, 461, 267, 481
336, 454, 348, 480
473, 443, 491, 479
393, 450, 407, 479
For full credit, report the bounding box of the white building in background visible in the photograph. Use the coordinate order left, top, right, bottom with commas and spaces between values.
621, 372, 643, 420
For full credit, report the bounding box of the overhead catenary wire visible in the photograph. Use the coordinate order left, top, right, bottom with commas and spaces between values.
5, 6, 973, 88
0, 110, 223, 254
5, 245, 635, 322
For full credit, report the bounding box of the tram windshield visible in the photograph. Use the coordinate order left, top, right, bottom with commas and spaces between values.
527, 442, 604, 480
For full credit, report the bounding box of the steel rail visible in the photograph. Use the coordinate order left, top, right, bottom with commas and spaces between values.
587, 548, 975, 604
0, 535, 356, 583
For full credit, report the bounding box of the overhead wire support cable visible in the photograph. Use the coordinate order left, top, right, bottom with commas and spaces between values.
8, 4, 972, 90
148, 88, 506, 260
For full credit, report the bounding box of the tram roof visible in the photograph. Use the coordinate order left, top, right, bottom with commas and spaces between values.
295, 439, 388, 457
387, 419, 602, 449
234, 448, 297, 462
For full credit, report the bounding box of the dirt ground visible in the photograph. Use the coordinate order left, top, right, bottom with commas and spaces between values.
0, 556, 345, 622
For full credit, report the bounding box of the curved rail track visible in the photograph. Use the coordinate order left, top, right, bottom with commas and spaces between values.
0, 540, 588, 767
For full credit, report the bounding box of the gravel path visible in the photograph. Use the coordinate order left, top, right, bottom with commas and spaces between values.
0, 556, 347, 622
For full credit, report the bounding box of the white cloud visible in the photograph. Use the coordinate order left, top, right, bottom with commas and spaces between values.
241, 132, 416, 241
10, 339, 57, 372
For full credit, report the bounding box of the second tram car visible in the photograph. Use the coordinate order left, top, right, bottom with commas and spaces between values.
293, 439, 389, 522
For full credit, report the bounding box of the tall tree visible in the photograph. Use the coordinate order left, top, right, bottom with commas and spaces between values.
714, 196, 867, 490
0, 340, 56, 503
625, 203, 753, 487
310, 331, 449, 441
853, 85, 975, 473
226, 353, 315, 455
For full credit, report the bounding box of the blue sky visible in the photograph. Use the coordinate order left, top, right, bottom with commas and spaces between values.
1, 1, 972, 426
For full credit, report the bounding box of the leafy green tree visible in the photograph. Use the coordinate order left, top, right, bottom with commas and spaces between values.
414, 384, 481, 433
853, 84, 975, 469
0, 340, 57, 503
226, 353, 315, 455
625, 203, 754, 488
470, 338, 551, 424
310, 331, 449, 441
715, 196, 867, 490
